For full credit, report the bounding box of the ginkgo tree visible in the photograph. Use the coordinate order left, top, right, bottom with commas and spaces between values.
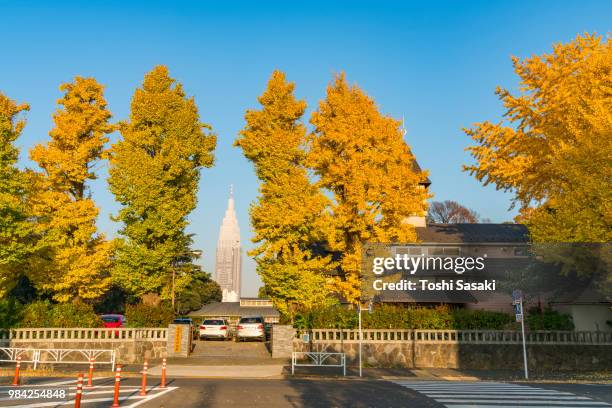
308, 74, 429, 303
236, 71, 333, 315
108, 66, 217, 300
29, 78, 114, 302
464, 33, 612, 243
0, 93, 36, 296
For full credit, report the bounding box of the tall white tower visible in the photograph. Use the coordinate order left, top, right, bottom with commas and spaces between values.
215, 185, 242, 302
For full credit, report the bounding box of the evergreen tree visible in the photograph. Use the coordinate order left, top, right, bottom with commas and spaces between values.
29, 77, 113, 302
108, 66, 216, 299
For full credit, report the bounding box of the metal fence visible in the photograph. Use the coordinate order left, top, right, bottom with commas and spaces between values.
296, 329, 612, 345
0, 347, 116, 370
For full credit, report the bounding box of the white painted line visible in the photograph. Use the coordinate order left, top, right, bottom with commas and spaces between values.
424, 395, 591, 400
124, 386, 179, 407
7, 395, 147, 408
437, 399, 611, 405
421, 391, 579, 396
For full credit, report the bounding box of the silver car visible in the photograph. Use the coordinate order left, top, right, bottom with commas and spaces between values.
199, 319, 231, 340
236, 316, 265, 342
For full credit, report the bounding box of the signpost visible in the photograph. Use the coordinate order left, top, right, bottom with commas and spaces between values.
357, 300, 373, 378
512, 289, 529, 379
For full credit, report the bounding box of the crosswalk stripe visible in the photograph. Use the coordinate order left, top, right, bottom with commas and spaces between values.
392, 380, 612, 408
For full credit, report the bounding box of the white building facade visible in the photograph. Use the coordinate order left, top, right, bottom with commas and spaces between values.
215, 186, 242, 302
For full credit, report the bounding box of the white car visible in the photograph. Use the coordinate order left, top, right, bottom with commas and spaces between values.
199, 319, 231, 340
236, 316, 266, 342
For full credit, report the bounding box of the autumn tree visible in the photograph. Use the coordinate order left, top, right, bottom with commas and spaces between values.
427, 200, 480, 224
236, 71, 332, 315
0, 93, 36, 296
108, 66, 216, 300
464, 33, 611, 242
29, 78, 113, 302
308, 74, 429, 303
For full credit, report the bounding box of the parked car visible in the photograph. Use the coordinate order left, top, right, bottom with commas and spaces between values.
199, 319, 231, 340
100, 314, 126, 328
236, 316, 266, 342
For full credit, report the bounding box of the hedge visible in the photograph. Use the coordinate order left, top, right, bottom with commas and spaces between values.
294, 305, 516, 330
17, 301, 103, 328
125, 303, 175, 327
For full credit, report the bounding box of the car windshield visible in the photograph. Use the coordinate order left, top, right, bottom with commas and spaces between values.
174, 319, 192, 324
101, 316, 120, 323
239, 317, 263, 324
203, 320, 225, 325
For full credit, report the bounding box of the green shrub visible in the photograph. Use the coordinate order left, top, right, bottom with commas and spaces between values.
526, 308, 574, 331
17, 301, 103, 328
0, 298, 23, 329
294, 305, 515, 330
125, 303, 174, 327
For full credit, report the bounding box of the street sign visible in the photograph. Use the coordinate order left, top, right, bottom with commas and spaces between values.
512, 289, 523, 305
368, 302, 373, 314
302, 333, 310, 343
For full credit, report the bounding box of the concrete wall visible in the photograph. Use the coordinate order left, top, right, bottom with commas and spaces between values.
293, 340, 612, 370
554, 305, 612, 332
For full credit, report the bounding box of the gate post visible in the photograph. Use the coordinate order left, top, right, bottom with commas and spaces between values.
166, 324, 192, 357
271, 325, 296, 359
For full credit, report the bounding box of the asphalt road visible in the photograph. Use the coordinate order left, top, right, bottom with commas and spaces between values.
1, 377, 611, 407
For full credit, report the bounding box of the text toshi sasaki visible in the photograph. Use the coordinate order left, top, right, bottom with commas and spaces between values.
370, 254, 496, 292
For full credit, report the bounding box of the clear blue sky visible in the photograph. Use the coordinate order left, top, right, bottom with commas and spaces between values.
1, 1, 610, 296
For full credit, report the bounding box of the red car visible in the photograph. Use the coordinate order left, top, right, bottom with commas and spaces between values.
101, 314, 126, 329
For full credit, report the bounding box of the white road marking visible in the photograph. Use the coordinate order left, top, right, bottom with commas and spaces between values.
2, 385, 178, 407
392, 380, 612, 407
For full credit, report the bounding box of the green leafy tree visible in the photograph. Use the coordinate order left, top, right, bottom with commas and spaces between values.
108, 66, 216, 299
0, 93, 35, 296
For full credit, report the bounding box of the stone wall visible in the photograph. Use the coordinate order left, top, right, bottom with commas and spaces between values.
293, 340, 612, 370
271, 325, 295, 359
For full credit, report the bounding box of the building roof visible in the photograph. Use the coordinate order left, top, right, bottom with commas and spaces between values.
412, 159, 431, 186
188, 301, 280, 318
416, 223, 529, 244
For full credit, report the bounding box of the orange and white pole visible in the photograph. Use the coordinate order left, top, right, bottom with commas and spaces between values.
111, 364, 122, 407
74, 373, 84, 408
12, 356, 21, 386
160, 357, 167, 388
86, 357, 95, 388
139, 360, 148, 396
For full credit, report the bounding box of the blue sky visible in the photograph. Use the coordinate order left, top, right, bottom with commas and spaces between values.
1, 1, 610, 296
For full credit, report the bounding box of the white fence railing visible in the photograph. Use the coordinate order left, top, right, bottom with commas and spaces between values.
292, 352, 346, 376
0, 328, 167, 342
297, 329, 612, 345
0, 348, 116, 370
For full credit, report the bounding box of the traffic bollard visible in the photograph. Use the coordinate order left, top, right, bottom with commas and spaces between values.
12, 356, 21, 386
139, 360, 148, 396
111, 364, 122, 407
74, 373, 84, 408
160, 357, 167, 388
86, 357, 95, 388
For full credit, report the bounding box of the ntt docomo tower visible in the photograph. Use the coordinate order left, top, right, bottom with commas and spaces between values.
215, 185, 242, 302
